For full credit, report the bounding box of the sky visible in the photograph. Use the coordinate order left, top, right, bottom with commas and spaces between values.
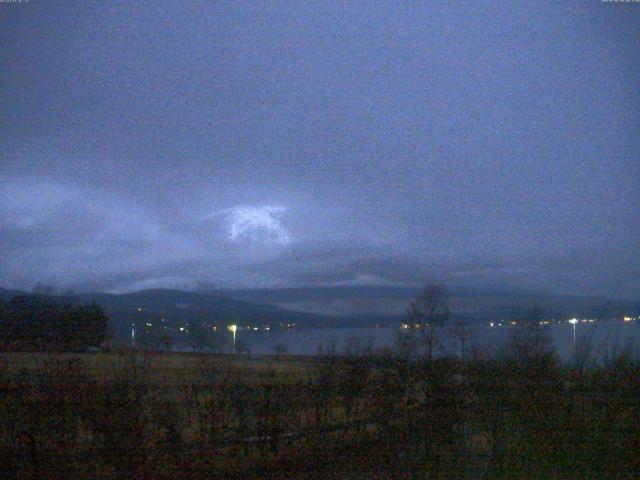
1, 1, 639, 299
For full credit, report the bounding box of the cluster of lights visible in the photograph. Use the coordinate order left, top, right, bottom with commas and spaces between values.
401, 323, 431, 329
224, 324, 271, 332
490, 320, 546, 327
568, 318, 597, 324
487, 316, 639, 327
244, 325, 271, 331
132, 305, 301, 340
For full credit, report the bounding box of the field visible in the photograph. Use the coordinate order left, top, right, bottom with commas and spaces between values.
0, 350, 638, 479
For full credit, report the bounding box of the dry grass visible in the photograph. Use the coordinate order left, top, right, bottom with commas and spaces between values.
0, 350, 637, 479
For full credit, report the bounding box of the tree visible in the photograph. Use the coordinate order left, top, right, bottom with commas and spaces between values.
0, 296, 109, 351
2, 296, 60, 349
505, 304, 556, 368
405, 284, 451, 361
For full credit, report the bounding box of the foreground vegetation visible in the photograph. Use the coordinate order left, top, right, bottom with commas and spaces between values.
1, 286, 637, 478
0, 345, 638, 479
0, 296, 108, 352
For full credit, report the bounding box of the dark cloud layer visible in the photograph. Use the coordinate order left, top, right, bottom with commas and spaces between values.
1, 2, 639, 298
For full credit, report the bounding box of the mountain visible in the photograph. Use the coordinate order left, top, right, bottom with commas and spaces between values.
0, 288, 28, 302
0, 288, 371, 341
2, 286, 638, 340
200, 286, 640, 321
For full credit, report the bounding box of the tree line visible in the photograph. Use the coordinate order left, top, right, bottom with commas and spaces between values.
0, 295, 109, 352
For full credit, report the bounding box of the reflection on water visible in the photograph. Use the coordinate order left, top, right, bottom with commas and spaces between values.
225, 321, 639, 362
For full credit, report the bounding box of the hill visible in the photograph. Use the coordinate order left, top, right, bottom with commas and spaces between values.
2, 286, 638, 342
0, 288, 367, 343
201, 285, 640, 321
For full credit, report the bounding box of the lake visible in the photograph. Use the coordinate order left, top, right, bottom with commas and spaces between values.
224, 320, 640, 362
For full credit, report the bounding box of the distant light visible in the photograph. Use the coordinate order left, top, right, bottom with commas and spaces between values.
569, 318, 578, 325
179, 327, 185, 331
490, 322, 494, 327
623, 316, 632, 322
137, 307, 142, 312
228, 324, 237, 344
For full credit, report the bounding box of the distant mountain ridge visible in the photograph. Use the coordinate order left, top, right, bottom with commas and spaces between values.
0, 288, 376, 341
1, 286, 638, 338
201, 285, 639, 320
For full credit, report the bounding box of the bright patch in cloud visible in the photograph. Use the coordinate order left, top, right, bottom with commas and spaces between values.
224, 205, 291, 245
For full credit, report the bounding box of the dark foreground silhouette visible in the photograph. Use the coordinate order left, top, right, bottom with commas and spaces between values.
0, 347, 637, 480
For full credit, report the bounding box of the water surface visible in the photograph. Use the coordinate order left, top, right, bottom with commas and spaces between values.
227, 321, 639, 363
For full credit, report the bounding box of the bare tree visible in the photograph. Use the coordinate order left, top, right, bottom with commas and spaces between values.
505, 305, 555, 368
406, 284, 451, 361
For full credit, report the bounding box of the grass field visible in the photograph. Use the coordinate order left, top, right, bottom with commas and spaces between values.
1, 351, 312, 385
0, 349, 638, 479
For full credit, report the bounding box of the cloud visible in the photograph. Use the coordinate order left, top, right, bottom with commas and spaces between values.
0, 178, 199, 292
217, 205, 292, 246
0, 179, 298, 292
1, 2, 639, 300
0, 175, 638, 298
